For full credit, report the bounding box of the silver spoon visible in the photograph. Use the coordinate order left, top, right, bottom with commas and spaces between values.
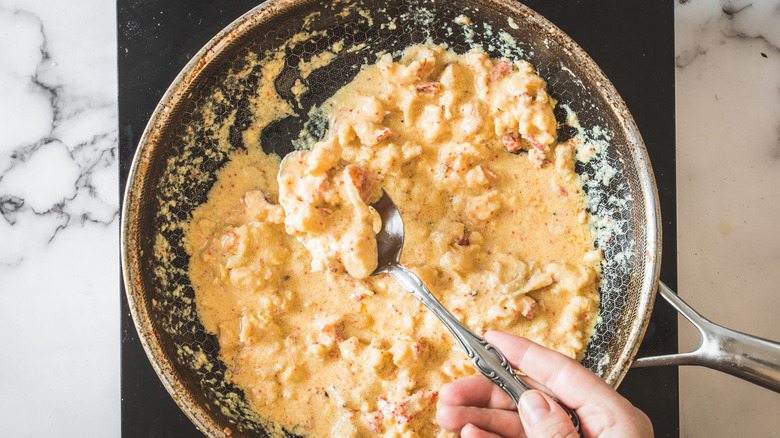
370, 189, 583, 435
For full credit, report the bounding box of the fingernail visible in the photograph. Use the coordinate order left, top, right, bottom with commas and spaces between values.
520, 391, 550, 425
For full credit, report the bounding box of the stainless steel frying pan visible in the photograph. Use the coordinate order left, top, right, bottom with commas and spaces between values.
120, 0, 780, 436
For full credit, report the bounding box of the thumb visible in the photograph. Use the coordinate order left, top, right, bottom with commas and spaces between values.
519, 391, 579, 438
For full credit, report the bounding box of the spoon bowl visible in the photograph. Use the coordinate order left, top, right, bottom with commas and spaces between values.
371, 189, 405, 274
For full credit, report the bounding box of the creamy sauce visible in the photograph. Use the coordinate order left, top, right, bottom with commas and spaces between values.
186, 45, 601, 437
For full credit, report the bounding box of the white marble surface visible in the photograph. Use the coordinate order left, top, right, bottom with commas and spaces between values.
0, 0, 777, 436
0, 0, 119, 437
675, 1, 780, 436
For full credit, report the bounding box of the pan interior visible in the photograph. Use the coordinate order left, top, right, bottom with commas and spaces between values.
122, 0, 660, 436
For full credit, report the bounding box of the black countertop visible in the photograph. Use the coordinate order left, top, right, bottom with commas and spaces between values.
119, 1, 678, 436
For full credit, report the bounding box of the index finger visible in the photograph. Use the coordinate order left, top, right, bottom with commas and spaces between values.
438, 373, 516, 410
484, 331, 618, 410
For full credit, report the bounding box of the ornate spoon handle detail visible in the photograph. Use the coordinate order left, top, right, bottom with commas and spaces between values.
388, 264, 583, 436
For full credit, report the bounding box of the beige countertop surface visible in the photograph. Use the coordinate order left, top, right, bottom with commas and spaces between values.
676, 0, 780, 436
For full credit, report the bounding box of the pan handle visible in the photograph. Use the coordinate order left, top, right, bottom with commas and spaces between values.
632, 282, 780, 393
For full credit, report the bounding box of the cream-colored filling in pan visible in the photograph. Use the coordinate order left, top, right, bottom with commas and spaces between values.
186, 45, 601, 437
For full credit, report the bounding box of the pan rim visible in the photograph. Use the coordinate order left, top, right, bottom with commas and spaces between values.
120, 1, 291, 435
120, 0, 663, 435
492, 0, 662, 388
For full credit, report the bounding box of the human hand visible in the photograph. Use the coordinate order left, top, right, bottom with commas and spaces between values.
436, 331, 653, 438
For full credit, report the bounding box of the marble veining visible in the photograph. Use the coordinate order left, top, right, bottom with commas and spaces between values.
0, 0, 778, 436
676, 0, 780, 68
0, 5, 118, 266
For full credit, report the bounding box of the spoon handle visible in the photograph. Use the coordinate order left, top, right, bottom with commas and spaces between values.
387, 264, 582, 435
